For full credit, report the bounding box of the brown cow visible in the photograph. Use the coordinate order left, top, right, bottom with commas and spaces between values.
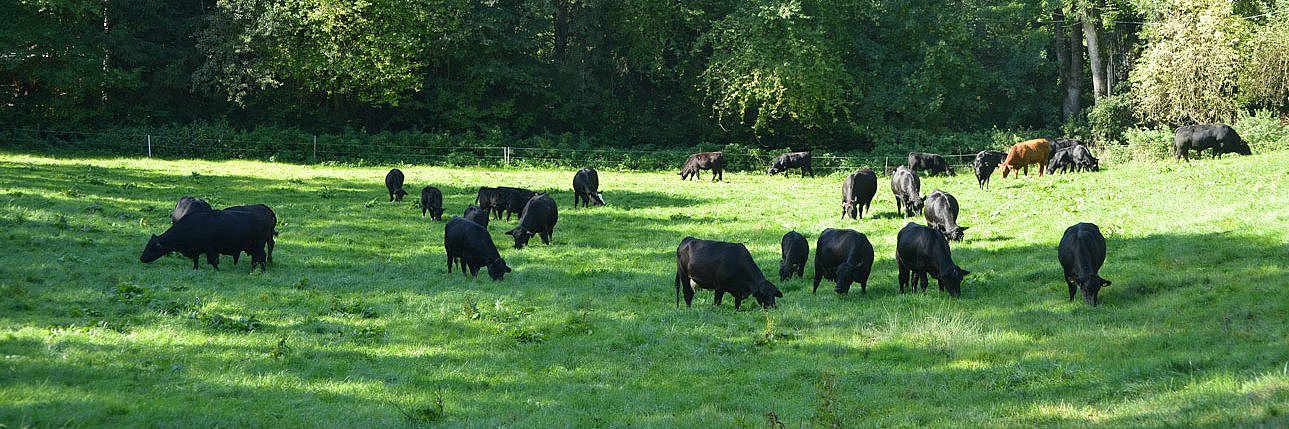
1000, 138, 1053, 178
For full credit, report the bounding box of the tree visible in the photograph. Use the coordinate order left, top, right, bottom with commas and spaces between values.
1238, 5, 1289, 113
1130, 0, 1246, 125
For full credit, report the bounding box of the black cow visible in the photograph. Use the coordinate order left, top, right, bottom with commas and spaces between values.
475, 187, 506, 219
1058, 222, 1112, 306
679, 152, 725, 182
421, 186, 445, 220
1174, 124, 1251, 161
1069, 145, 1100, 171
171, 196, 212, 224
908, 152, 955, 176
444, 217, 511, 280
572, 167, 605, 208
779, 231, 808, 281
140, 207, 275, 272
896, 222, 970, 297
1050, 138, 1083, 152
385, 169, 408, 202
813, 228, 874, 294
890, 166, 925, 217
973, 150, 1006, 189
497, 187, 536, 220
463, 205, 490, 227
507, 193, 558, 249
841, 169, 877, 220
1047, 148, 1075, 174
924, 189, 968, 241
767, 151, 814, 177
675, 237, 782, 309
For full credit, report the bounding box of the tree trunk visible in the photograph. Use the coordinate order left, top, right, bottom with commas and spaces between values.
1082, 4, 1107, 100
554, 0, 569, 63
1065, 12, 1083, 118
1054, 10, 1078, 120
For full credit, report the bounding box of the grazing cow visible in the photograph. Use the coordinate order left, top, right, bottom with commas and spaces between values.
841, 169, 877, 220
1047, 148, 1075, 174
1058, 222, 1112, 306
507, 193, 558, 249
767, 151, 814, 177
908, 152, 955, 176
890, 166, 925, 217
924, 189, 968, 241
171, 196, 212, 224
140, 208, 275, 272
463, 205, 490, 227
675, 237, 783, 309
1000, 138, 1053, 178
222, 204, 278, 266
678, 152, 725, 182
973, 150, 1006, 189
813, 228, 874, 294
572, 167, 605, 208
385, 169, 408, 202
475, 187, 506, 219
1069, 145, 1100, 171
1050, 138, 1083, 152
497, 187, 536, 220
779, 231, 808, 281
1174, 124, 1251, 161
896, 222, 970, 296
421, 186, 445, 220
444, 217, 510, 280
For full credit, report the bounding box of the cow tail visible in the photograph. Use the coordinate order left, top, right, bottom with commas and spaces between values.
674, 268, 682, 307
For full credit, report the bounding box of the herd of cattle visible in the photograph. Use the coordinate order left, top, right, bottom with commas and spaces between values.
139, 124, 1251, 308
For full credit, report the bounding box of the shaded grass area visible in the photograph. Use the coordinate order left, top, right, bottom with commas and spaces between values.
1, 152, 1287, 427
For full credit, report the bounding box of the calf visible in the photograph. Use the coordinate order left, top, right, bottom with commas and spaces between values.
841, 169, 877, 220
572, 167, 605, 208
385, 169, 408, 201
172, 196, 212, 224
908, 152, 954, 176
813, 228, 874, 294
1047, 148, 1075, 174
475, 187, 506, 219
507, 193, 558, 249
896, 222, 970, 296
678, 152, 725, 182
1058, 222, 1112, 306
463, 205, 490, 227
924, 189, 968, 241
1000, 138, 1053, 178
767, 151, 814, 177
140, 208, 275, 272
675, 237, 782, 309
444, 217, 511, 280
497, 187, 536, 220
1174, 124, 1251, 161
1069, 145, 1100, 171
890, 166, 925, 217
973, 150, 1006, 189
779, 231, 808, 281
421, 186, 445, 220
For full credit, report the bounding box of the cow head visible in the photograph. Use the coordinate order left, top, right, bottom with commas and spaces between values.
592, 192, 605, 206
947, 226, 969, 241
1078, 275, 1111, 306
909, 196, 926, 213
140, 234, 171, 263
767, 166, 781, 176
1000, 163, 1013, 178
833, 262, 862, 294
1232, 142, 1252, 156
753, 280, 783, 308
507, 227, 536, 249
841, 202, 855, 218
431, 206, 445, 220
778, 260, 794, 282
395, 188, 408, 200
486, 258, 512, 281
946, 165, 956, 176
937, 265, 971, 297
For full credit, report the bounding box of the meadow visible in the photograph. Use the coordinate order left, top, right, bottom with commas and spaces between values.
1, 150, 1287, 428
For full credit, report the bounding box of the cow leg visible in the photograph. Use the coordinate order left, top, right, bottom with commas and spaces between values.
797, 264, 805, 279
267, 237, 275, 264
733, 295, 743, 310
898, 265, 909, 293
446, 254, 453, 273
469, 263, 480, 278
812, 269, 823, 293
191, 256, 201, 270
250, 247, 267, 272
206, 251, 220, 270
540, 230, 551, 245
713, 291, 724, 306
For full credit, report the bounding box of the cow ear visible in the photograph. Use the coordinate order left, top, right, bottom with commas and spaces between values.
959, 268, 971, 277
959, 226, 970, 232
506, 266, 513, 273
1102, 279, 1112, 287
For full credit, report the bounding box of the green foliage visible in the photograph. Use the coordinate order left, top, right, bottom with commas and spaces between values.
1234, 109, 1289, 153
1238, 5, 1289, 111
1086, 90, 1137, 144
1130, 0, 1247, 125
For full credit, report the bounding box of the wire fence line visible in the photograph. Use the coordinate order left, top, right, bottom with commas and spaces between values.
1, 128, 986, 176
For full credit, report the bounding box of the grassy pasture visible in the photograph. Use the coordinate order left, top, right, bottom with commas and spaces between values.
1, 151, 1287, 428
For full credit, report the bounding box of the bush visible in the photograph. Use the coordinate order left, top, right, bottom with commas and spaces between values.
1234, 109, 1288, 154
1102, 127, 1173, 163
1086, 92, 1137, 144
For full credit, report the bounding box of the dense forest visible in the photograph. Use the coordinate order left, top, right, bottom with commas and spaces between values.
3, 0, 1287, 152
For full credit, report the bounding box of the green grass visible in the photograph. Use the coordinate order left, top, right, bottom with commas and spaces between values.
1, 151, 1287, 428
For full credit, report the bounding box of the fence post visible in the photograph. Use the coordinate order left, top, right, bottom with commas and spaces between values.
504, 147, 511, 165
312, 135, 317, 162
147, 135, 152, 158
